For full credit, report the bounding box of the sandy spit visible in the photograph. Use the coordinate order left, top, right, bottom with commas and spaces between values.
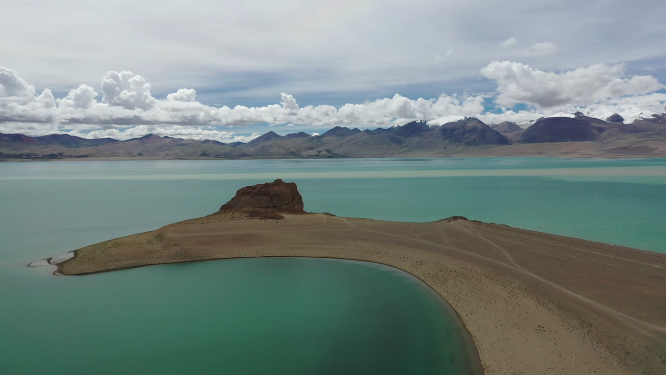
55, 213, 666, 374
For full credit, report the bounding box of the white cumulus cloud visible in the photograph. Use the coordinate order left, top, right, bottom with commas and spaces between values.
57, 84, 98, 109
481, 61, 665, 108
1, 63, 665, 141
101, 71, 157, 109
0, 67, 36, 97
167, 88, 196, 102
280, 93, 299, 112
0, 67, 487, 130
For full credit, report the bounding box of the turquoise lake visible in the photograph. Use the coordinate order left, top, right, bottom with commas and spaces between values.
2, 157, 666, 374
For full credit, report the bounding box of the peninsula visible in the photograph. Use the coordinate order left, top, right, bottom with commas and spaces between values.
52, 180, 666, 374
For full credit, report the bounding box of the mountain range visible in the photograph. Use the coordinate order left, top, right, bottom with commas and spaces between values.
2, 113, 666, 160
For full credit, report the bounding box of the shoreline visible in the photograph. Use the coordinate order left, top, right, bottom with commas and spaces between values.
4, 153, 666, 162
47, 212, 666, 374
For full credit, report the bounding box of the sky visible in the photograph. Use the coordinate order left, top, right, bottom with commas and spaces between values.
1, 0, 666, 142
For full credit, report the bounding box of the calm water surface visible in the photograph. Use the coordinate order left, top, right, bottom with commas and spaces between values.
1, 258, 477, 374
1, 157, 665, 374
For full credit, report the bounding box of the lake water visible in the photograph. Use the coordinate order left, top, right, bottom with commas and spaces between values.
2, 157, 666, 374
0, 258, 478, 374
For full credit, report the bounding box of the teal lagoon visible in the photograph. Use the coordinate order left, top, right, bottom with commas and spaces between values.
2, 157, 665, 374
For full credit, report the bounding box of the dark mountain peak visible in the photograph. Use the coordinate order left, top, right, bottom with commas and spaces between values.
395, 121, 431, 137
606, 113, 625, 123
0, 133, 39, 145
38, 133, 76, 141
440, 117, 510, 146
439, 117, 511, 146
492, 121, 524, 133
139, 133, 155, 139
321, 126, 361, 137
0, 132, 118, 147
285, 132, 311, 138
201, 139, 224, 145
248, 131, 282, 145
443, 117, 487, 129
520, 117, 605, 143
219, 179, 305, 219
34, 133, 118, 147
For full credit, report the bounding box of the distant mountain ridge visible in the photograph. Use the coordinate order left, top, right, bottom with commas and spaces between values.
0, 132, 117, 147
2, 113, 666, 159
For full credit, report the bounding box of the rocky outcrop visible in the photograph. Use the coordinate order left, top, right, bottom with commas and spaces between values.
219, 179, 306, 219
437, 216, 469, 222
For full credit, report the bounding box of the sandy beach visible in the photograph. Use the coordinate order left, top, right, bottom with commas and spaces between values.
55, 211, 666, 374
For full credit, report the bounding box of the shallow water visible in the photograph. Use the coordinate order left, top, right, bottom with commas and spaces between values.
0, 258, 478, 375
1, 157, 665, 374
1, 158, 664, 264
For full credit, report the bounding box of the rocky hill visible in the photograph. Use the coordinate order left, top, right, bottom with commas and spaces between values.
218, 179, 305, 219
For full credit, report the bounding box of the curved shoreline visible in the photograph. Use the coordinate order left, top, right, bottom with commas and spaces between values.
49, 212, 666, 374
47, 251, 485, 373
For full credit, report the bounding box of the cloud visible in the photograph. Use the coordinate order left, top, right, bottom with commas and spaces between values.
81, 125, 259, 143
471, 91, 666, 125
3, 0, 666, 109
0, 63, 665, 141
167, 88, 197, 102
0, 67, 486, 129
58, 84, 98, 109
521, 42, 558, 57
101, 71, 157, 110
498, 38, 518, 48
280, 93, 299, 112
0, 67, 36, 97
481, 61, 665, 108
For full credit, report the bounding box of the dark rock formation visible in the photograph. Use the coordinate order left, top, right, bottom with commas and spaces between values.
438, 216, 469, 222
606, 113, 625, 123
219, 179, 305, 219
520, 117, 605, 143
